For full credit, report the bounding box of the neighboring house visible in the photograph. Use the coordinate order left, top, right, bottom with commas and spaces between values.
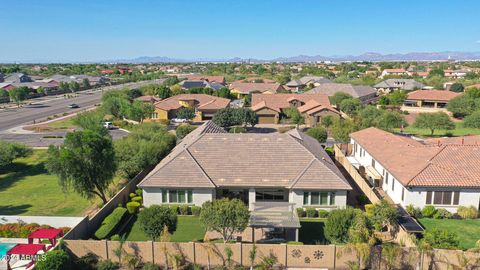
139, 121, 352, 240
411, 71, 429, 78
185, 75, 225, 84
251, 93, 339, 125
0, 83, 15, 91
306, 83, 377, 103
444, 70, 468, 78
229, 82, 284, 98
374, 79, 424, 93
380, 69, 408, 78
285, 76, 332, 92
349, 127, 480, 212
147, 94, 230, 122
232, 77, 277, 84
179, 80, 224, 91
403, 90, 461, 110
135, 95, 161, 104
4, 73, 32, 83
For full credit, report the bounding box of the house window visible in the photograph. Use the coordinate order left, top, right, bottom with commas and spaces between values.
303, 191, 336, 206
151, 112, 158, 119
371, 159, 375, 168
426, 191, 459, 205
256, 189, 286, 201
354, 143, 357, 153
163, 189, 193, 204
401, 188, 405, 201
392, 179, 395, 191
385, 172, 389, 185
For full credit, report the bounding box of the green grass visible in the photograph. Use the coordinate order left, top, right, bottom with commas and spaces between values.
122, 216, 206, 242
0, 150, 92, 216
46, 117, 77, 129
395, 122, 480, 137
299, 218, 327, 245
419, 218, 480, 250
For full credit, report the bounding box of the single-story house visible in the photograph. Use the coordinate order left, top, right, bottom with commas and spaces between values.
135, 95, 161, 104
374, 79, 424, 93
0, 83, 15, 91
232, 77, 277, 84
306, 83, 377, 104
146, 94, 230, 122
251, 93, 340, 125
349, 127, 480, 212
185, 75, 225, 84
285, 76, 332, 92
4, 73, 32, 83
229, 82, 284, 98
179, 80, 225, 91
403, 90, 461, 109
139, 121, 352, 240
380, 68, 408, 78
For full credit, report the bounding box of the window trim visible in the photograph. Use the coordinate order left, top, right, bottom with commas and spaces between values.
425, 191, 460, 206
162, 189, 193, 204
303, 191, 336, 206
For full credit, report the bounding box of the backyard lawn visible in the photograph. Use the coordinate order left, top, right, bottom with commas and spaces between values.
122, 216, 206, 242
0, 150, 92, 216
299, 218, 326, 244
419, 218, 480, 250
395, 122, 480, 137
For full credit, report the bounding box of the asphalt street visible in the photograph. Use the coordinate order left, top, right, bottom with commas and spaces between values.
0, 79, 165, 132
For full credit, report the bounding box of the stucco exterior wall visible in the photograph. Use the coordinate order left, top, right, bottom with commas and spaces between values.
143, 187, 215, 207
290, 190, 347, 210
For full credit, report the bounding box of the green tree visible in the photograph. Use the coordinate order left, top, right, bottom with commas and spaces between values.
9, 86, 29, 106
463, 110, 480, 128
325, 207, 363, 244
175, 107, 196, 120
101, 91, 130, 118
158, 86, 171, 99
413, 112, 455, 135
376, 111, 407, 131
36, 86, 45, 95
68, 81, 80, 92
215, 87, 233, 99
73, 110, 108, 136
331, 118, 356, 143
36, 250, 72, 270
213, 108, 258, 128
321, 115, 334, 128
447, 95, 479, 118
289, 108, 304, 127
306, 126, 328, 143
449, 83, 464, 93
428, 68, 445, 77
82, 78, 91, 89
357, 106, 382, 128
176, 124, 197, 139
339, 98, 362, 116
59, 81, 69, 91
0, 89, 9, 99
329, 92, 353, 106
0, 141, 32, 168
46, 130, 116, 204
367, 200, 398, 234
126, 100, 154, 122
200, 198, 250, 243
138, 205, 178, 241
387, 90, 408, 105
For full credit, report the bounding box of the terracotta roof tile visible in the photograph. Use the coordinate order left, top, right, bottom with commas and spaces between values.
230, 82, 282, 94
406, 90, 461, 102
154, 94, 230, 111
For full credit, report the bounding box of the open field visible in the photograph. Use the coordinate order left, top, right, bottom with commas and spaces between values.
395, 122, 480, 137
0, 150, 92, 216
419, 218, 480, 250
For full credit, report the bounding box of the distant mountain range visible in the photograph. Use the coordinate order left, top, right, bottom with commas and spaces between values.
110, 51, 480, 64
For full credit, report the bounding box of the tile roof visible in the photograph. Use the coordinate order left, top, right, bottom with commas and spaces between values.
351, 127, 480, 188
232, 77, 276, 84
139, 122, 351, 190
406, 90, 461, 102
306, 83, 376, 98
230, 82, 283, 94
374, 79, 424, 90
285, 76, 332, 87
383, 69, 407, 73
251, 93, 334, 113
154, 94, 230, 111
185, 75, 225, 84
135, 95, 161, 103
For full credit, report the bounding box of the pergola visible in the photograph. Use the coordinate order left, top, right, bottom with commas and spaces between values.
249, 202, 301, 242
6, 244, 45, 270
28, 228, 63, 247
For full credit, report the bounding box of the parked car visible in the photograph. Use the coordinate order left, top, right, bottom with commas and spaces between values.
171, 118, 189, 123
68, 104, 80, 108
103, 122, 114, 129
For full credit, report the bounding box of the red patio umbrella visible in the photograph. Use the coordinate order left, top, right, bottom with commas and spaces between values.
6, 244, 45, 270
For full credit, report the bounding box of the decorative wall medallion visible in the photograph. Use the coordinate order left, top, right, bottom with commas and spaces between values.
291, 249, 302, 258
313, 250, 324, 260
304, 257, 311, 264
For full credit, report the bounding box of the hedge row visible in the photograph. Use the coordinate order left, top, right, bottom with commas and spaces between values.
94, 207, 128, 239
167, 205, 201, 216
406, 204, 479, 219
0, 223, 70, 238
296, 207, 330, 218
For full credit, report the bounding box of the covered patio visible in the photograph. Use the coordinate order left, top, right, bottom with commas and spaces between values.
249, 202, 301, 242
6, 244, 46, 270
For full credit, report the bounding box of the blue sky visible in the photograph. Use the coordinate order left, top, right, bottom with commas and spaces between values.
1, 0, 479, 62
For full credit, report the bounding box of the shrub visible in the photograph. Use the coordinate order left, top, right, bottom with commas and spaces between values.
129, 193, 137, 198
306, 126, 328, 143
433, 208, 453, 219
136, 188, 143, 197
142, 262, 161, 270
179, 205, 190, 215
169, 205, 179, 214
296, 208, 305, 218
132, 196, 143, 204
97, 259, 119, 270
457, 206, 478, 219
424, 228, 459, 249
422, 205, 437, 218
364, 204, 374, 217
110, 234, 120, 241
356, 194, 368, 205
286, 241, 303, 245
305, 207, 317, 218
325, 207, 362, 244
176, 124, 197, 139
406, 204, 422, 218
126, 202, 141, 214
138, 205, 178, 241
94, 207, 128, 239
36, 250, 71, 270
75, 252, 98, 270
191, 206, 201, 216
318, 209, 330, 218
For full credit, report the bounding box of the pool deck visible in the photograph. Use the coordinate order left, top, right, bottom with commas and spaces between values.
0, 239, 28, 270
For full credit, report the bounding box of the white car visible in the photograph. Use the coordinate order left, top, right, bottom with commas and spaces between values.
171, 118, 188, 123
103, 122, 114, 129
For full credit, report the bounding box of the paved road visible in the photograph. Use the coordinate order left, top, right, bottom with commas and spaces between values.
0, 79, 165, 132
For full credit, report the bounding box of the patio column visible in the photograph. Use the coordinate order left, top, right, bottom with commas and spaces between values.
248, 188, 255, 210
251, 227, 255, 243
295, 229, 299, 242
